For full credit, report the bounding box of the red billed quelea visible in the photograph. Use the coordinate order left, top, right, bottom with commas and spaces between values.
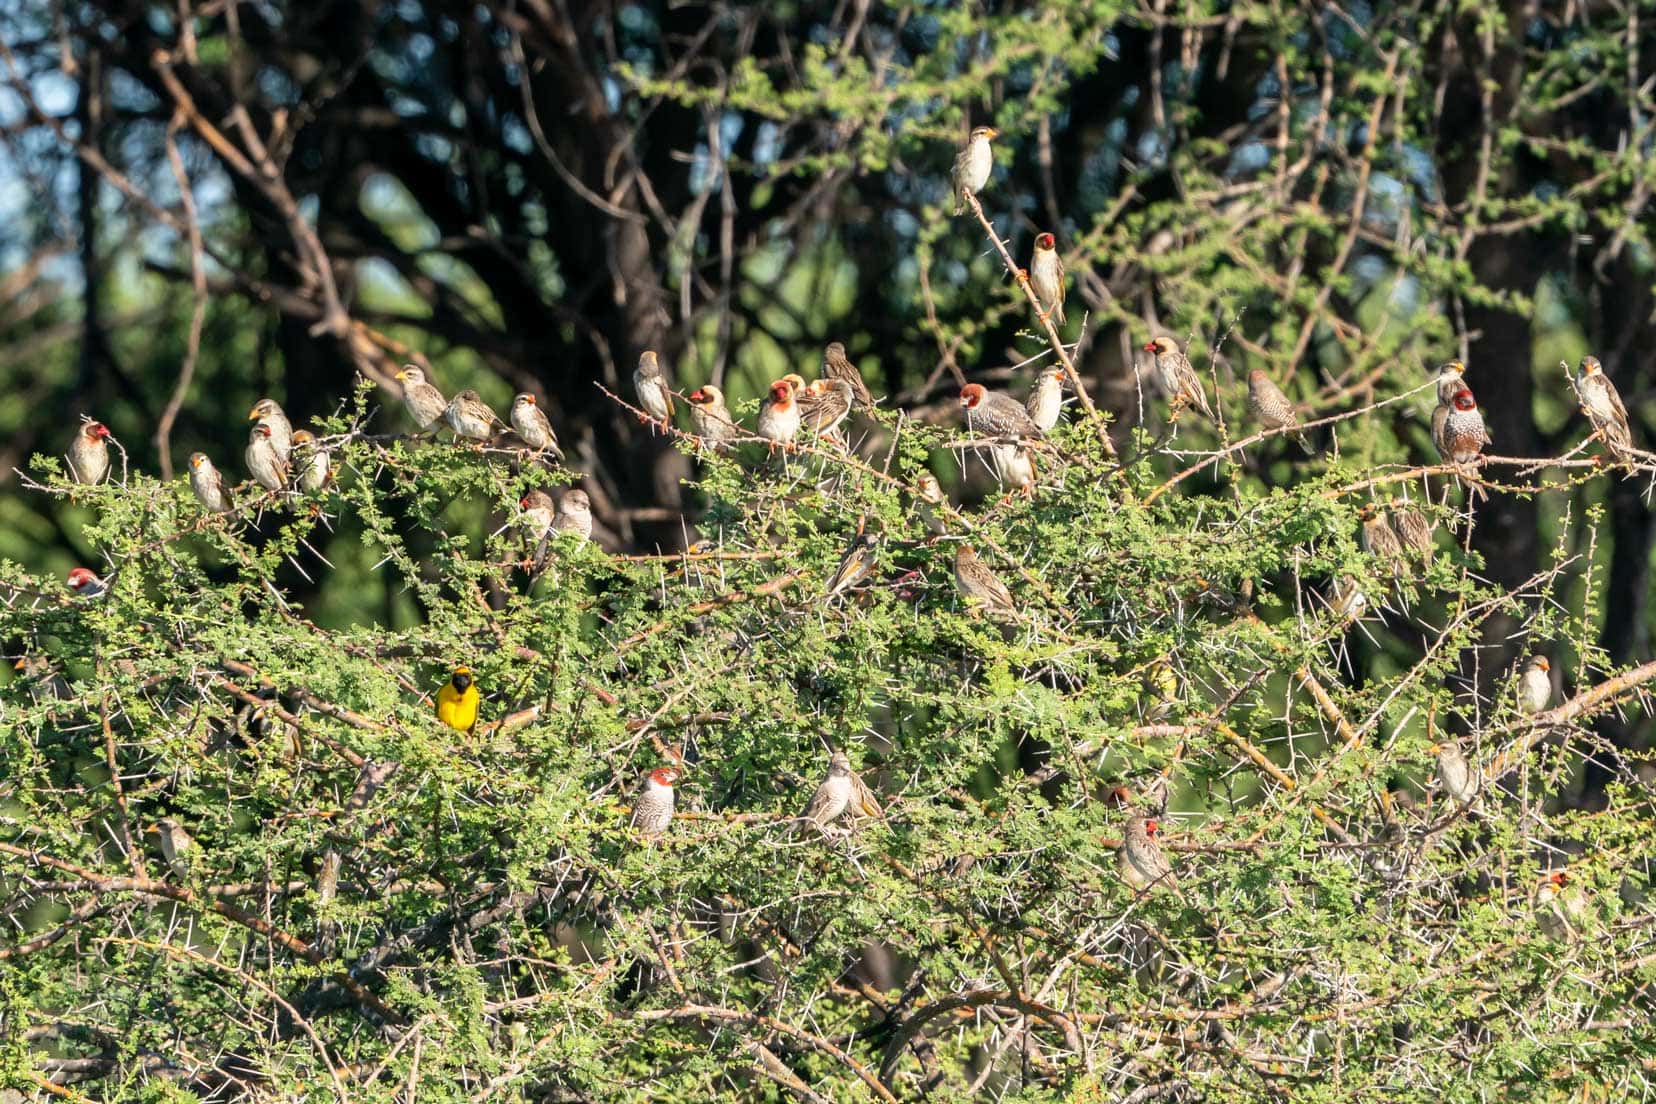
631, 767, 679, 838
1118, 813, 1177, 892
67, 420, 112, 485
960, 384, 1043, 442
822, 342, 874, 410
1143, 337, 1215, 421
634, 351, 674, 429
757, 379, 801, 450
1246, 370, 1311, 452
1029, 232, 1066, 325
687, 385, 740, 448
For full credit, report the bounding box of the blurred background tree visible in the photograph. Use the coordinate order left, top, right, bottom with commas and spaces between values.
5, 0, 1656, 1098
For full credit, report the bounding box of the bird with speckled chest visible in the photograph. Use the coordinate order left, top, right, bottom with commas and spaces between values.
436, 666, 480, 733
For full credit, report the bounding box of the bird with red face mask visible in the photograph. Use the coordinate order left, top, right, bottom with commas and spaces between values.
1118, 812, 1177, 892
66, 567, 107, 599
67, 419, 112, 485
757, 378, 801, 451
1143, 336, 1215, 422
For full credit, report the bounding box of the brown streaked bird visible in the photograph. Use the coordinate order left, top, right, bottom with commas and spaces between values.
822, 341, 874, 410
395, 365, 448, 430
953, 543, 1015, 614
1358, 503, 1405, 564
825, 531, 880, 598
1026, 366, 1066, 433
1433, 360, 1467, 405
1534, 870, 1589, 942
1432, 387, 1491, 466
914, 472, 948, 535
1246, 370, 1310, 451
553, 489, 592, 543
1118, 813, 1177, 892
67, 420, 112, 485
634, 350, 674, 428
289, 430, 331, 493
687, 385, 741, 448
798, 751, 856, 831
1517, 655, 1552, 715
756, 379, 801, 449
1029, 232, 1066, 324
960, 383, 1044, 441
1143, 337, 1215, 421
245, 422, 289, 493
510, 393, 564, 460
248, 399, 293, 460
1429, 738, 1476, 806
1577, 356, 1635, 461
951, 125, 999, 215
799, 378, 855, 441
1388, 499, 1435, 555
188, 452, 234, 513
631, 767, 679, 839
445, 389, 505, 443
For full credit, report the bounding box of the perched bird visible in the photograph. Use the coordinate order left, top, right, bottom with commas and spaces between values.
519, 490, 556, 540
914, 473, 948, 535
1118, 814, 1177, 893
1026, 366, 1067, 432
1517, 655, 1553, 715
554, 489, 593, 543
66, 567, 107, 599
510, 393, 564, 460
1028, 232, 1066, 324
1140, 659, 1181, 722
633, 350, 675, 429
799, 751, 856, 831
1430, 739, 1476, 806
66, 420, 112, 485
445, 389, 505, 443
436, 666, 479, 734
1358, 503, 1405, 565
756, 379, 801, 450
687, 385, 741, 447
1328, 574, 1367, 621
248, 399, 293, 460
825, 531, 880, 598
245, 422, 289, 493
822, 341, 874, 410
1433, 387, 1491, 466
960, 383, 1044, 441
12, 655, 70, 703
990, 444, 1037, 495
188, 452, 234, 513
1533, 870, 1589, 942
953, 543, 1015, 614
799, 378, 855, 441
395, 366, 448, 430
1246, 370, 1310, 451
1576, 356, 1635, 460
951, 125, 999, 215
1143, 337, 1216, 421
289, 430, 331, 493
631, 767, 680, 839
155, 817, 193, 878
1433, 361, 1467, 404
1389, 499, 1435, 555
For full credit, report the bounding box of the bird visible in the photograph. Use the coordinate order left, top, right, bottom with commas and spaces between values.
248, 399, 293, 460
1432, 387, 1491, 466
1117, 814, 1177, 892
799, 378, 855, 442
914, 473, 948, 535
1328, 575, 1367, 621
1029, 232, 1066, 324
989, 444, 1037, 495
66, 567, 107, 599
1143, 337, 1216, 421
436, 666, 479, 734
1430, 739, 1476, 806
66, 420, 112, 485
510, 393, 564, 460
518, 490, 556, 568
1026, 366, 1066, 432
1517, 655, 1552, 715
445, 389, 505, 443
289, 430, 331, 493
1140, 659, 1181, 723
1576, 355, 1635, 461
245, 422, 289, 493
756, 379, 801, 450
1433, 361, 1467, 404
395, 365, 449, 430
822, 342, 874, 410
634, 350, 674, 429
1358, 503, 1405, 565
154, 817, 193, 878
953, 543, 1015, 614
12, 655, 71, 703
951, 125, 999, 215
1533, 870, 1589, 942
960, 383, 1044, 442
188, 452, 234, 513
687, 385, 741, 448
554, 489, 593, 543
825, 531, 880, 598
1246, 370, 1311, 451
631, 767, 680, 839
798, 751, 857, 831
1389, 499, 1435, 555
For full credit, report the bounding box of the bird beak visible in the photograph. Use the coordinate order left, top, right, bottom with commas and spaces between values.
395, 370, 408, 381
12, 657, 25, 671
986, 127, 1000, 139
1142, 342, 1157, 352
246, 406, 260, 421
1427, 743, 1442, 754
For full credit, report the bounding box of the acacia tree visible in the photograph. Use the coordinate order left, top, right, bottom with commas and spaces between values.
6, 0, 1656, 1099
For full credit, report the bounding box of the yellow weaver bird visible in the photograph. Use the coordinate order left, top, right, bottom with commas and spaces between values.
436, 666, 479, 733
